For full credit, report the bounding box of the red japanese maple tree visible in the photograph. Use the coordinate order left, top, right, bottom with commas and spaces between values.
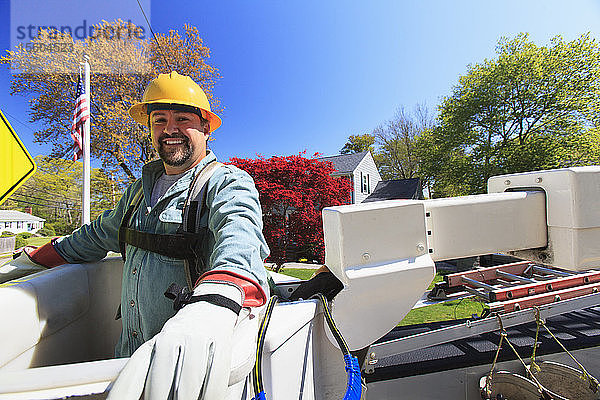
230, 153, 352, 265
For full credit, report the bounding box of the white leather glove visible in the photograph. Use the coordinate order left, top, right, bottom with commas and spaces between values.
107, 282, 244, 400
0, 247, 47, 284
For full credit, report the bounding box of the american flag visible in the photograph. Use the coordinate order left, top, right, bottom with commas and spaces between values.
71, 76, 89, 160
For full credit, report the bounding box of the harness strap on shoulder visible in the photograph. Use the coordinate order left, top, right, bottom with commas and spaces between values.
180, 161, 224, 286
182, 161, 224, 234
118, 183, 144, 261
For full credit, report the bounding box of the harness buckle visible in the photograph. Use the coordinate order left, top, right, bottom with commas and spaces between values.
164, 283, 194, 311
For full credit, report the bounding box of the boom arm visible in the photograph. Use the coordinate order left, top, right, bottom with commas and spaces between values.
322, 166, 600, 350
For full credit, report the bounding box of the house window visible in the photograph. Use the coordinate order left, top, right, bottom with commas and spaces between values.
17, 221, 23, 229
362, 173, 369, 194
359, 172, 363, 193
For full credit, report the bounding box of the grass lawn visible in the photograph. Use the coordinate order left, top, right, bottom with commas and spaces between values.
26, 236, 53, 247
278, 268, 316, 280
402, 271, 488, 325
277, 268, 488, 326
399, 297, 487, 326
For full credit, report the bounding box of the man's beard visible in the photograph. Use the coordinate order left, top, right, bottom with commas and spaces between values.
157, 137, 194, 167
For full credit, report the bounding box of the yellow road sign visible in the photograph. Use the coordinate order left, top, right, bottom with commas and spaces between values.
0, 109, 36, 205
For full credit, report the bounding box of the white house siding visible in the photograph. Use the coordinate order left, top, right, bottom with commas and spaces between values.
0, 210, 45, 234
353, 152, 382, 203
0, 220, 44, 234
320, 151, 382, 204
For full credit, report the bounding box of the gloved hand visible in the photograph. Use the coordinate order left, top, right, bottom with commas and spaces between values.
0, 241, 65, 284
107, 282, 244, 400
0, 247, 46, 284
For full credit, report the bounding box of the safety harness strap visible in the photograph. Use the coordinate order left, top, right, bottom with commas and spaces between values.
120, 228, 201, 260
118, 161, 224, 278
181, 160, 224, 234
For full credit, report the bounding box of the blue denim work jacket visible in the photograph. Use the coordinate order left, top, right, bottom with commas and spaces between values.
54, 151, 270, 356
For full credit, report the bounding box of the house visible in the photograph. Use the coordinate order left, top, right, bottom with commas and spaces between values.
0, 210, 45, 234
363, 178, 424, 202
319, 151, 382, 204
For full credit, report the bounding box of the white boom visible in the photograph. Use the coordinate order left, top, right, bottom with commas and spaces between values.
322, 166, 600, 350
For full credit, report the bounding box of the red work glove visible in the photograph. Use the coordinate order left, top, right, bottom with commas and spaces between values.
197, 270, 267, 307
0, 240, 66, 283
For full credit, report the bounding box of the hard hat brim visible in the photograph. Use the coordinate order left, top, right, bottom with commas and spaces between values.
129, 100, 222, 132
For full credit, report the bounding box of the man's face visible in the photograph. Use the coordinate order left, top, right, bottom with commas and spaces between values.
150, 110, 210, 174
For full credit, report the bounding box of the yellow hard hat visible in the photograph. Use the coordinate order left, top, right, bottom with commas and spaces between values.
128, 71, 222, 132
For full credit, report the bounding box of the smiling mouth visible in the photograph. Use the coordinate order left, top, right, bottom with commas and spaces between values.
161, 138, 187, 145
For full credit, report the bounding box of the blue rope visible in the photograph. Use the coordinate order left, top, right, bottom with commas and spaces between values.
252, 391, 267, 400
343, 354, 362, 400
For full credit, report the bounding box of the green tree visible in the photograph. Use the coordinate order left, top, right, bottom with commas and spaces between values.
373, 105, 433, 181
3, 156, 122, 234
340, 134, 376, 154
1, 20, 221, 182
419, 33, 600, 197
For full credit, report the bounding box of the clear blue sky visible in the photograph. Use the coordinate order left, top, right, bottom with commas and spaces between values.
0, 0, 599, 165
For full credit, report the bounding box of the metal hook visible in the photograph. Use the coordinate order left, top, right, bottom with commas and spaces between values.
534, 306, 546, 325
496, 313, 504, 333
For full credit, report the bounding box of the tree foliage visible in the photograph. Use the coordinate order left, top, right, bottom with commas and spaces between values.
1, 20, 221, 182
2, 156, 122, 234
418, 33, 600, 196
339, 106, 433, 189
340, 134, 375, 154
373, 105, 433, 181
230, 154, 352, 265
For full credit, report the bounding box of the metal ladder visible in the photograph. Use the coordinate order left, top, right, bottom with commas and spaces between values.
429, 260, 600, 313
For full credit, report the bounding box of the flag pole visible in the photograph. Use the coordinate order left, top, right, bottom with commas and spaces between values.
82, 56, 91, 225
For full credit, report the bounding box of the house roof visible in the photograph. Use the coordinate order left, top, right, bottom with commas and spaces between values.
318, 151, 369, 174
363, 178, 423, 202
0, 210, 45, 222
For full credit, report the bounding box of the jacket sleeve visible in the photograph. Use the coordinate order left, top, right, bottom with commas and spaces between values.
203, 165, 270, 296
53, 180, 142, 264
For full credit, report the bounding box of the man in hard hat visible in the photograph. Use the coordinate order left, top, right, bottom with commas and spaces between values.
9, 72, 270, 398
